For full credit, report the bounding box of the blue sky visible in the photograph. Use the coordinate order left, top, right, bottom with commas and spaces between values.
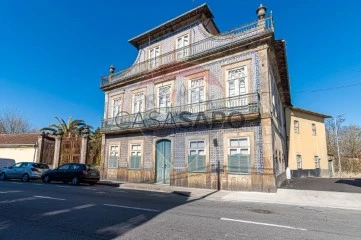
0, 0, 360, 130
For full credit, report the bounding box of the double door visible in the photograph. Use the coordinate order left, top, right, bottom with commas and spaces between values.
156, 140, 171, 184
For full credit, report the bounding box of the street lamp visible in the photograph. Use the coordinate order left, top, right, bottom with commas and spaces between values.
333, 114, 344, 178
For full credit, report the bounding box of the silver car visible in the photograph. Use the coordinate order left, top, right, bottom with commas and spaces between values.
0, 162, 50, 182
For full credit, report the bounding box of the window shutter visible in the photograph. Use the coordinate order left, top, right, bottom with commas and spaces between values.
239, 154, 250, 173
188, 155, 197, 172
135, 156, 141, 169
228, 154, 250, 174
228, 154, 241, 173
108, 155, 118, 168
130, 156, 141, 169
197, 155, 206, 172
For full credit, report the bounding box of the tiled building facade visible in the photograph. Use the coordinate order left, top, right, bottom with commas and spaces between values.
100, 4, 290, 192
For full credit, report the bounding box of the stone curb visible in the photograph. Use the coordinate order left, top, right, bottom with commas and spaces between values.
97, 181, 214, 198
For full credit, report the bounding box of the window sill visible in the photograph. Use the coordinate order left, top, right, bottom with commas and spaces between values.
227, 172, 250, 175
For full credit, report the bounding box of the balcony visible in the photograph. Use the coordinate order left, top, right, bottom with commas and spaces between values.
101, 93, 259, 133
101, 16, 274, 88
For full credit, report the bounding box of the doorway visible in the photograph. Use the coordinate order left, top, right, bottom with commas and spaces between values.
155, 140, 171, 184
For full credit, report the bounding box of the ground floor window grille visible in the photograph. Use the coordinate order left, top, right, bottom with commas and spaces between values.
108, 145, 119, 168
297, 154, 302, 169
228, 138, 250, 174
188, 140, 206, 172
314, 156, 320, 169
130, 144, 142, 169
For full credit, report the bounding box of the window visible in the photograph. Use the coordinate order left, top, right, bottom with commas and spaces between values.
312, 123, 317, 136
176, 34, 190, 59
111, 97, 121, 118
294, 120, 299, 134
227, 67, 248, 107
296, 155, 302, 169
12, 163, 22, 168
189, 78, 205, 112
188, 140, 206, 172
158, 85, 171, 112
130, 144, 142, 169
108, 145, 119, 169
149, 46, 160, 69
69, 164, 81, 170
58, 164, 70, 170
314, 156, 320, 169
228, 138, 250, 174
133, 92, 145, 113
20, 163, 30, 168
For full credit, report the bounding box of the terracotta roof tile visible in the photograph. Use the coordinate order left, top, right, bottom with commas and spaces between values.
0, 133, 40, 145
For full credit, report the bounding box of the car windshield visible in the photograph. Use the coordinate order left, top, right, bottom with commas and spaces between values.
32, 163, 49, 169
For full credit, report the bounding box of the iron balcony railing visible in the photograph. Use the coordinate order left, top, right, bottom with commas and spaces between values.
101, 16, 274, 87
101, 93, 259, 132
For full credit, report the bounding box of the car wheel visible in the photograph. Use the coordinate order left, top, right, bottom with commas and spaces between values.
63, 181, 69, 184
42, 175, 51, 183
22, 173, 30, 182
71, 177, 79, 185
89, 182, 96, 186
0, 173, 6, 181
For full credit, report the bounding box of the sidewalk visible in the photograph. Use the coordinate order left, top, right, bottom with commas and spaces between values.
97, 180, 361, 210
208, 189, 361, 211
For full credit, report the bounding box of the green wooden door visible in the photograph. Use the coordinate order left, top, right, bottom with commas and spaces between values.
156, 140, 171, 184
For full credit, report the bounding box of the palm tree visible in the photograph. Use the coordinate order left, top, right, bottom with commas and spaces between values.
41, 116, 91, 137
88, 127, 102, 165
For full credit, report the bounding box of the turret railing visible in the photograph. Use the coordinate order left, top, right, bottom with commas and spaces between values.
101, 16, 273, 87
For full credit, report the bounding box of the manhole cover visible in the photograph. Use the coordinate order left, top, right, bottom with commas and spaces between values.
249, 209, 273, 214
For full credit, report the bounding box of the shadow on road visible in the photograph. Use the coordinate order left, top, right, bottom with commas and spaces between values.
280, 177, 361, 193
335, 179, 361, 188
0, 180, 218, 240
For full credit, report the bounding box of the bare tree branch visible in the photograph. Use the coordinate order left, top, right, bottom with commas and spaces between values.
0, 108, 32, 134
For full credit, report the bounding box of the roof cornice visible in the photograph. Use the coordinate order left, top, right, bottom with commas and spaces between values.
128, 4, 217, 49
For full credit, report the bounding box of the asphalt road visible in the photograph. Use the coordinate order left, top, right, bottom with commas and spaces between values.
0, 180, 360, 240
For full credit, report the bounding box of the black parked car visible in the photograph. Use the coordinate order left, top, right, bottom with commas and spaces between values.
42, 163, 100, 185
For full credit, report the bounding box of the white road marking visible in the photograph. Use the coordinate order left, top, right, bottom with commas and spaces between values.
10, 182, 23, 185
42, 209, 70, 216
220, 218, 307, 231
72, 204, 95, 210
41, 204, 95, 217
56, 185, 70, 188
34, 196, 66, 201
104, 204, 160, 212
0, 197, 37, 204
33, 183, 43, 186
0, 191, 23, 194
95, 192, 106, 194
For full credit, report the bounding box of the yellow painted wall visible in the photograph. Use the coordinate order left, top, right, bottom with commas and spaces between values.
0, 147, 37, 163
286, 109, 328, 175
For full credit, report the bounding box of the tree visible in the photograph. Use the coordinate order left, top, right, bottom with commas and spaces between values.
0, 108, 32, 134
89, 127, 102, 165
340, 125, 361, 158
326, 118, 361, 159
41, 116, 91, 137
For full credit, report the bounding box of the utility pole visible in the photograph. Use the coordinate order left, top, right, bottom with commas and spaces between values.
334, 114, 344, 178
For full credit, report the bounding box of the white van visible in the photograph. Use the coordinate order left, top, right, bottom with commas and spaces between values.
0, 158, 16, 170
